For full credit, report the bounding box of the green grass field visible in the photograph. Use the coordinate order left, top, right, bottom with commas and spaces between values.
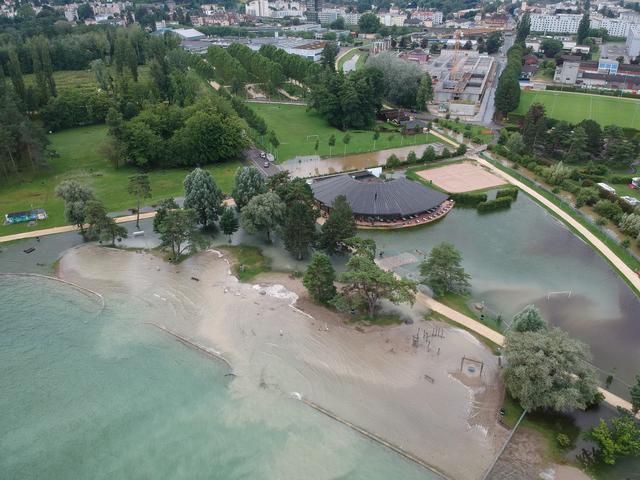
0, 125, 239, 236
23, 66, 151, 94
514, 90, 640, 129
249, 103, 438, 161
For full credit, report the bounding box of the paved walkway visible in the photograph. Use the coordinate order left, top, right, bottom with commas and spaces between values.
0, 199, 236, 244
416, 291, 635, 413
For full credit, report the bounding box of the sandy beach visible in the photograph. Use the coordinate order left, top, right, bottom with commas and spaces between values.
58, 245, 507, 480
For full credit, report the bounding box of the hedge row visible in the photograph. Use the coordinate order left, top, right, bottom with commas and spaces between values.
450, 192, 488, 207
477, 196, 513, 213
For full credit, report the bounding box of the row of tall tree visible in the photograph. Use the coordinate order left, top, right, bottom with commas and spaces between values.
508, 103, 640, 165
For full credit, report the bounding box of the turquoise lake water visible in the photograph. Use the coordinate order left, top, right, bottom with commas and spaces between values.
0, 276, 436, 480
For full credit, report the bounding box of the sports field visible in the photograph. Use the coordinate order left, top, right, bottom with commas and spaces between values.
514, 90, 640, 129
249, 103, 438, 161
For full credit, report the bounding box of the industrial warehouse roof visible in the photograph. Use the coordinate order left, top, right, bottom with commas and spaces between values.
311, 175, 449, 217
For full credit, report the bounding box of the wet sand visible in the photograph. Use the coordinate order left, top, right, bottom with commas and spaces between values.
58, 245, 507, 480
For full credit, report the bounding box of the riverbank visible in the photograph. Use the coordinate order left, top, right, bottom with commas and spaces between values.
57, 244, 506, 480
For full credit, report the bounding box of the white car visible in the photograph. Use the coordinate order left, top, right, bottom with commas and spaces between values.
263, 162, 270, 168
259, 152, 266, 159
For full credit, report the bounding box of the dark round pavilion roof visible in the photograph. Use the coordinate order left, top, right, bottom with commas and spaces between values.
310, 175, 449, 217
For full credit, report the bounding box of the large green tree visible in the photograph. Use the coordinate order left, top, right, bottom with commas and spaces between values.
419, 242, 471, 296
586, 414, 640, 465
319, 195, 357, 254
494, 68, 520, 116
516, 12, 531, 43
84, 199, 128, 246
334, 251, 417, 317
577, 12, 591, 44
158, 208, 202, 262
127, 173, 151, 229
183, 168, 223, 227
415, 75, 434, 110
153, 197, 179, 233
511, 304, 547, 332
55, 180, 94, 231
321, 42, 340, 71
219, 206, 239, 242
303, 252, 337, 303
283, 199, 318, 260
232, 166, 266, 210
503, 328, 600, 412
358, 12, 381, 33
240, 192, 286, 242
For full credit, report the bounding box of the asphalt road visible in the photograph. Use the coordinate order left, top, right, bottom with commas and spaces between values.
243, 147, 281, 177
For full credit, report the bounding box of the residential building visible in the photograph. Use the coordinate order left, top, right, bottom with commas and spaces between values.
627, 25, 640, 57
379, 12, 406, 27
246, 0, 270, 17
530, 13, 581, 33
411, 10, 443, 25
305, 0, 323, 22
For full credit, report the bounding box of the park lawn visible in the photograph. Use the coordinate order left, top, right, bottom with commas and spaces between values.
23, 66, 151, 94
0, 124, 240, 236
514, 90, 640, 129
249, 103, 439, 161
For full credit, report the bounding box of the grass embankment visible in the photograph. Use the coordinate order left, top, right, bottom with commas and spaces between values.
0, 125, 240, 236
220, 245, 272, 281
501, 395, 581, 463
249, 103, 439, 161
336, 48, 359, 72
513, 90, 640, 129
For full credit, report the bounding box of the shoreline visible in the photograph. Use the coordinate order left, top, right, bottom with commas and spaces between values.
56, 244, 507, 480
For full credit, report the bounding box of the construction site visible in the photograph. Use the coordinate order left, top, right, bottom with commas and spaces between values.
427, 51, 497, 117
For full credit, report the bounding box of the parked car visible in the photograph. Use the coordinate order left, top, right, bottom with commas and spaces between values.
259, 152, 266, 159
263, 162, 270, 168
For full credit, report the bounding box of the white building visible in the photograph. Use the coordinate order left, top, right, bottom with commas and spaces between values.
246, 0, 270, 17
411, 10, 443, 25
627, 25, 640, 57
378, 13, 406, 27
530, 13, 581, 33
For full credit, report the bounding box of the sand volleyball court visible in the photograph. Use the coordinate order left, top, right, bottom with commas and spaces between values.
417, 162, 506, 193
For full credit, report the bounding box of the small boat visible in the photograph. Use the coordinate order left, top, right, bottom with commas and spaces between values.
23, 247, 35, 254
190, 276, 200, 282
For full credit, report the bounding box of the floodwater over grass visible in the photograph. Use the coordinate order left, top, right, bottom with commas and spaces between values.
356, 193, 640, 396
0, 273, 439, 480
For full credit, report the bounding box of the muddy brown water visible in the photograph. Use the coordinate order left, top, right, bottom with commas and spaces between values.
281, 143, 444, 178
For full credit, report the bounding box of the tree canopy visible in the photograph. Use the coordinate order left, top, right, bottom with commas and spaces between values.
319, 195, 357, 254
240, 192, 286, 242
419, 242, 471, 296
503, 327, 600, 412
334, 243, 417, 317
183, 168, 223, 227
232, 166, 266, 211
511, 304, 547, 332
365, 52, 423, 107
303, 252, 337, 303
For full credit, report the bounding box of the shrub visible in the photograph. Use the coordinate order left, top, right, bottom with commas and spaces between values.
450, 192, 488, 207
552, 187, 561, 194
496, 188, 519, 200
556, 433, 571, 449
477, 196, 513, 213
386, 154, 401, 168
594, 199, 623, 222
575, 187, 600, 208
561, 179, 581, 195
608, 175, 633, 184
